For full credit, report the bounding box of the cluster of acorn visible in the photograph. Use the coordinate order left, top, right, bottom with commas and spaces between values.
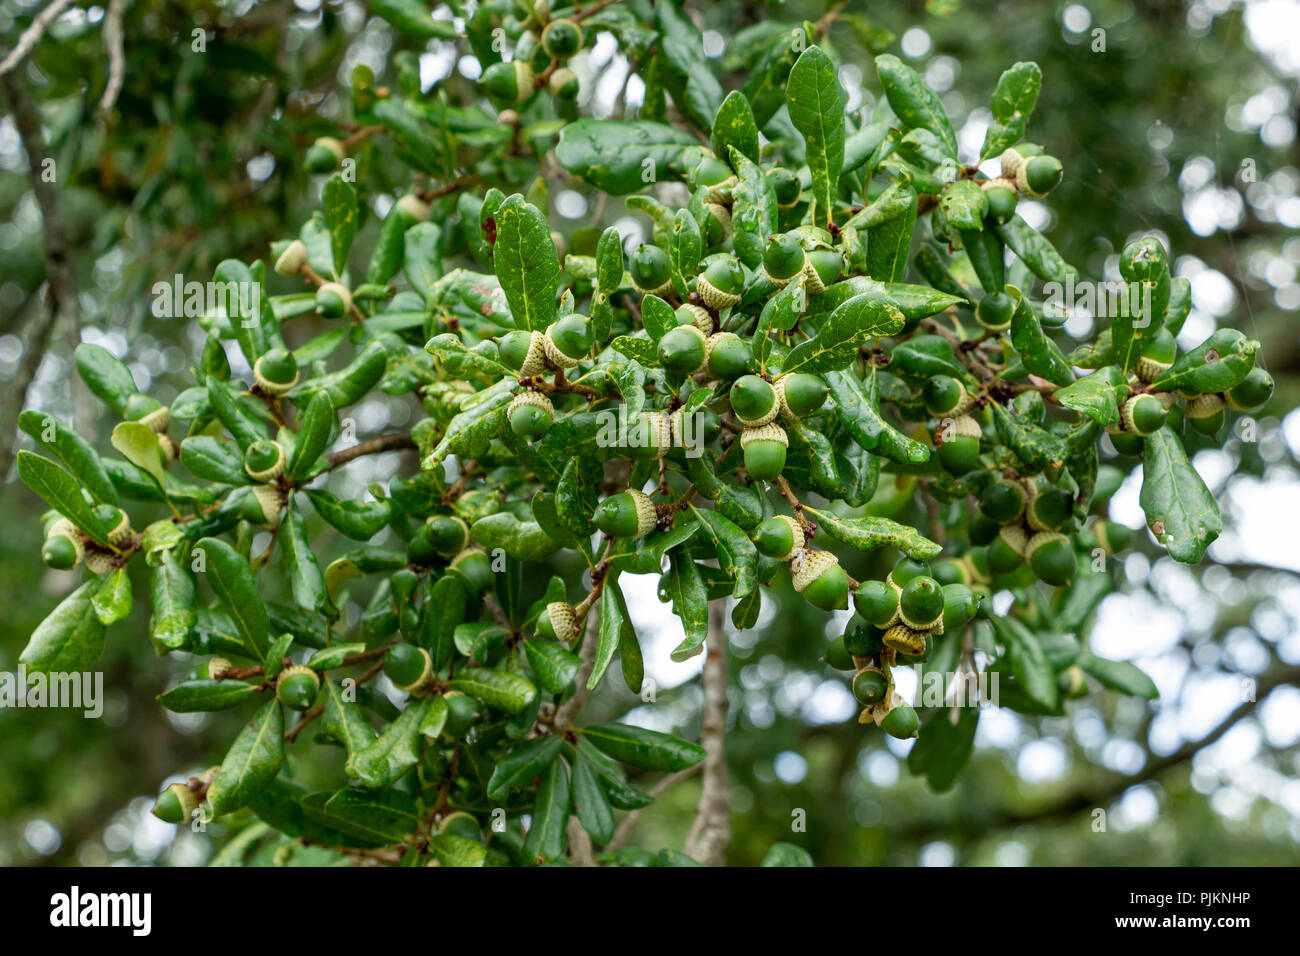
40, 505, 132, 574
480, 6, 585, 106
969, 475, 1079, 586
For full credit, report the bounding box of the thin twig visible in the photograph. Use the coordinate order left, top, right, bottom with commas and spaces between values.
0, 0, 78, 79
324, 433, 417, 469
97, 0, 128, 117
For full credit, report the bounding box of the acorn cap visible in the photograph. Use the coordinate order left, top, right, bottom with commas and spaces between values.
274, 239, 309, 276
549, 67, 579, 99
791, 548, 848, 611
208, 657, 234, 680
304, 137, 344, 173
1135, 356, 1173, 384
998, 524, 1029, 556
740, 422, 789, 479
542, 18, 583, 58
980, 479, 1027, 524
805, 249, 843, 294
153, 782, 199, 824
545, 314, 593, 364
730, 374, 779, 427
697, 263, 744, 309
396, 193, 432, 223
676, 303, 714, 334
254, 348, 300, 395
1122, 393, 1166, 436
1186, 392, 1226, 420
316, 281, 353, 318
251, 484, 285, 525
882, 624, 926, 656
244, 439, 286, 482
899, 575, 945, 631
275, 664, 321, 710
542, 601, 576, 641
518, 330, 549, 377
106, 508, 132, 546
84, 550, 117, 575
629, 411, 672, 459
754, 514, 804, 561
124, 393, 171, 433
999, 147, 1026, 180
1026, 485, 1073, 532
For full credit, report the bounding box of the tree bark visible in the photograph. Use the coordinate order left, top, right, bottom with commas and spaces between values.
684, 599, 730, 865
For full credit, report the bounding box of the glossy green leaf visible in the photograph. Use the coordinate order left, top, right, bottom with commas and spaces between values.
205, 700, 285, 817
92, 566, 132, 625
288, 391, 336, 482
20, 582, 106, 673
1140, 426, 1221, 564
1053, 366, 1129, 427
522, 758, 570, 863
196, 536, 270, 662
158, 679, 259, 713
18, 410, 118, 506
351, 697, 430, 788
802, 506, 941, 560
980, 61, 1042, 160
786, 46, 846, 226
782, 294, 905, 375
581, 723, 707, 773
448, 668, 537, 715
876, 53, 957, 160
17, 451, 114, 546
1077, 651, 1160, 699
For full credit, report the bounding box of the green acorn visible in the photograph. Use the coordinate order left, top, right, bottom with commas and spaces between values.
981, 177, 1019, 223
987, 525, 1027, 574
1109, 430, 1144, 456
774, 372, 827, 419
936, 415, 982, 474
804, 249, 843, 294
451, 548, 495, 593
729, 374, 778, 427
899, 575, 945, 630
881, 702, 919, 739
703, 201, 732, 242
442, 691, 479, 740
1092, 519, 1132, 554
1019, 154, 1063, 197
1026, 531, 1076, 586
1227, 367, 1273, 411
1121, 393, 1167, 437
930, 557, 971, 587
406, 524, 439, 566
753, 514, 803, 561
791, 549, 848, 611
384, 644, 433, 693
42, 526, 83, 570
761, 232, 806, 286
427, 515, 469, 557
630, 244, 672, 296
243, 439, 286, 482
852, 669, 888, 706
595, 489, 658, 539
854, 579, 899, 628
276, 665, 321, 710
968, 509, 1001, 546
706, 332, 750, 380
123, 393, 171, 433
498, 329, 535, 371
1059, 664, 1088, 699
923, 375, 969, 418
941, 583, 979, 632
689, 155, 735, 192
767, 167, 802, 208
844, 615, 884, 658
152, 782, 199, 825
697, 255, 744, 309
627, 411, 672, 460
508, 390, 554, 441
253, 348, 300, 396
315, 281, 352, 319
1187, 393, 1225, 436
304, 136, 344, 173
535, 601, 576, 642
542, 18, 583, 58
395, 193, 433, 223
976, 291, 1014, 330
887, 557, 931, 591
274, 239, 309, 276
658, 324, 708, 375
882, 623, 926, 657
824, 636, 854, 671
676, 303, 714, 334
741, 422, 788, 480
481, 60, 536, 104
980, 479, 1027, 524
1135, 329, 1177, 383
1026, 485, 1074, 532
544, 314, 594, 367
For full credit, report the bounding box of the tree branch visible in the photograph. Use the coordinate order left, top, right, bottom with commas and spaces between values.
554, 608, 600, 730
0, 0, 78, 79
684, 599, 730, 865
324, 433, 416, 469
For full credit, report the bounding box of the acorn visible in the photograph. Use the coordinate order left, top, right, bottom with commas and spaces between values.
941, 583, 980, 632
1026, 531, 1076, 586
852, 669, 888, 706
595, 489, 657, 539
844, 616, 884, 658
1121, 393, 1167, 437
968, 509, 1001, 546
854, 579, 899, 628
442, 691, 479, 740
1227, 367, 1273, 411
980, 479, 1027, 524
936, 414, 982, 474
753, 514, 803, 561
1187, 393, 1225, 436
767, 167, 802, 208
791, 549, 848, 611
630, 244, 672, 296
706, 332, 750, 380
304, 136, 344, 173
547, 66, 581, 101
627, 411, 672, 460
987, 525, 1027, 574
761, 233, 806, 287
697, 255, 744, 309
427, 515, 469, 557
481, 60, 536, 105
729, 374, 779, 427
535, 601, 576, 642
1059, 664, 1088, 699
395, 193, 433, 223
689, 155, 736, 195
253, 348, 300, 395
676, 303, 714, 334
244, 439, 286, 482
703, 201, 732, 243
315, 281, 352, 319
1092, 519, 1132, 554
881, 702, 919, 739
1025, 485, 1074, 532
658, 324, 708, 375
1109, 431, 1144, 456
887, 557, 931, 591
976, 291, 1014, 329
899, 575, 945, 631
124, 393, 171, 433
804, 249, 843, 294
274, 239, 309, 276
276, 665, 321, 710
741, 422, 788, 480
384, 644, 433, 693
981, 177, 1019, 223
84, 550, 116, 576
451, 548, 495, 593
1018, 154, 1063, 197
102, 506, 132, 547
1135, 329, 1177, 383
207, 658, 234, 680
152, 782, 199, 825
824, 636, 855, 671
508, 390, 554, 442
244, 484, 284, 525
498, 329, 535, 371
882, 623, 926, 656
42, 525, 83, 570
923, 375, 970, 418
774, 372, 827, 419
544, 314, 594, 367
542, 18, 583, 58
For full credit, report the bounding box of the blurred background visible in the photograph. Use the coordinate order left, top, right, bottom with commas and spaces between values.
1, 0, 1297, 866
